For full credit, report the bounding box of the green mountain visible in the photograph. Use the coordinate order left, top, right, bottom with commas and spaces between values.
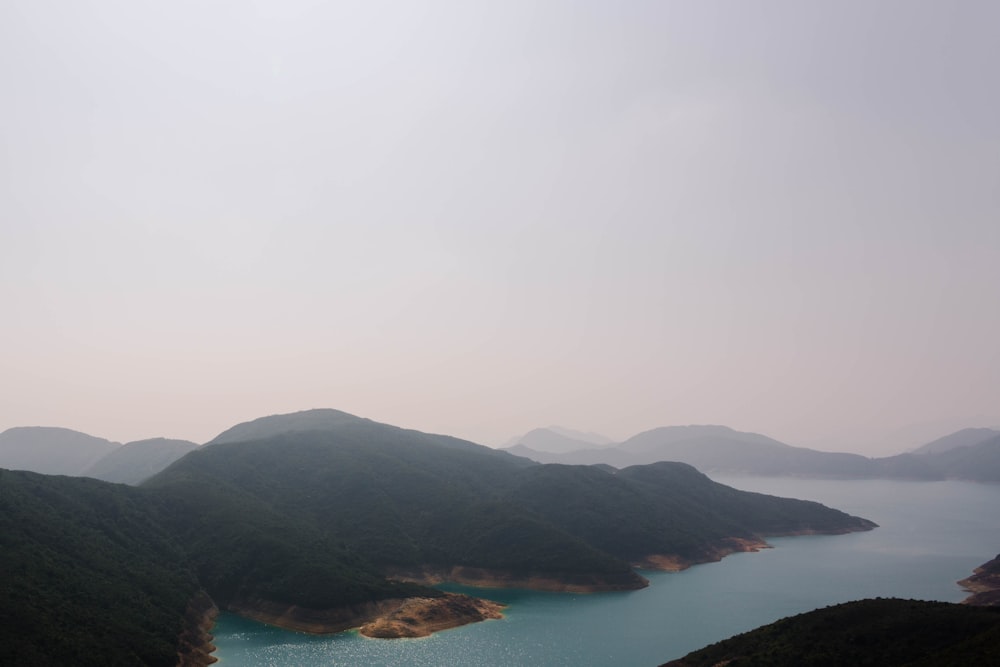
0, 426, 119, 476
149, 411, 874, 582
662, 598, 1000, 666
0, 469, 198, 667
82, 438, 199, 485
1, 409, 880, 664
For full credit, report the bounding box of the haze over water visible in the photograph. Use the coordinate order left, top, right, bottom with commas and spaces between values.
213, 478, 1000, 666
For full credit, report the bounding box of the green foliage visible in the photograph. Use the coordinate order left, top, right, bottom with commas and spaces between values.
0, 470, 197, 666
0, 413, 882, 665
147, 422, 875, 577
663, 598, 1000, 666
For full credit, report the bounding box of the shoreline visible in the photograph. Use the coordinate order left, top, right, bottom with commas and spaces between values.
959, 553, 1000, 606
633, 537, 772, 572
177, 591, 219, 667
225, 592, 504, 639
206, 527, 879, 644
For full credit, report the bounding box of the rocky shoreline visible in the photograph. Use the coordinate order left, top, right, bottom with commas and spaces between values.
633, 537, 772, 572
959, 553, 1000, 606
176, 591, 219, 667
225, 592, 504, 639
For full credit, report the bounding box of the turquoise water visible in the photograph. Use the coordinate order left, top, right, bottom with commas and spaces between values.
211, 478, 1000, 666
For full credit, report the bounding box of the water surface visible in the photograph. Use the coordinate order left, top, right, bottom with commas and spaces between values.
212, 478, 1000, 666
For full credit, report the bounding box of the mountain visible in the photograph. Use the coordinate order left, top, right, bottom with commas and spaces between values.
1, 408, 879, 663
662, 598, 1000, 666
0, 426, 119, 475
920, 434, 1000, 482
0, 469, 199, 667
206, 408, 368, 445
82, 438, 199, 485
505, 426, 615, 453
618, 425, 878, 476
911, 427, 1000, 455
150, 410, 874, 587
503, 425, 1000, 482
503, 425, 899, 478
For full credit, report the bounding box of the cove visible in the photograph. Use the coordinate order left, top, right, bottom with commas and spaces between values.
211, 478, 1000, 666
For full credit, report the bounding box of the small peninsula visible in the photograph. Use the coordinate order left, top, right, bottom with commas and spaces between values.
960, 553, 1000, 606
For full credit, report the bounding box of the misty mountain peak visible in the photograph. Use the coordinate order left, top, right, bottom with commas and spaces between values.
206, 408, 370, 445
0, 426, 120, 476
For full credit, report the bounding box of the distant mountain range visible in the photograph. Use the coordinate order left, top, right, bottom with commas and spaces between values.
1, 408, 877, 664
82, 438, 199, 485
0, 426, 119, 476
0, 427, 197, 485
504, 425, 1000, 482
502, 426, 615, 453
5, 421, 999, 487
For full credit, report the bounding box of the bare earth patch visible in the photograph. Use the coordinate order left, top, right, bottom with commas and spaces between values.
359, 594, 504, 638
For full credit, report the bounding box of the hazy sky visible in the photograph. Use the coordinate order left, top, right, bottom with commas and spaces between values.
2, 1, 998, 454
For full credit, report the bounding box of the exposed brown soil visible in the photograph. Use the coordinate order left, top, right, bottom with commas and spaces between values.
176, 591, 219, 666
358, 595, 504, 638
633, 537, 772, 572
226, 593, 503, 639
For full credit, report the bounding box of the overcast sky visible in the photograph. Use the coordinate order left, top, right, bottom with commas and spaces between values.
2, 1, 998, 454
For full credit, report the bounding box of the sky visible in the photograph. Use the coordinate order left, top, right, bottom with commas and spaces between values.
2, 1, 998, 455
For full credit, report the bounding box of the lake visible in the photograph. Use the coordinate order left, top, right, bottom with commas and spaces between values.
211, 477, 1000, 666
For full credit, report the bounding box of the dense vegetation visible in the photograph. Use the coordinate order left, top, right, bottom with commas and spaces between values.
147, 413, 874, 577
0, 470, 197, 667
1, 409, 881, 664
662, 598, 1000, 666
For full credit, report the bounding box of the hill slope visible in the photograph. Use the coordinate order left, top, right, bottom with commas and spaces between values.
662, 598, 1000, 666
0, 427, 119, 475
82, 438, 199, 485
0, 469, 198, 667
150, 410, 875, 585
912, 427, 1000, 455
